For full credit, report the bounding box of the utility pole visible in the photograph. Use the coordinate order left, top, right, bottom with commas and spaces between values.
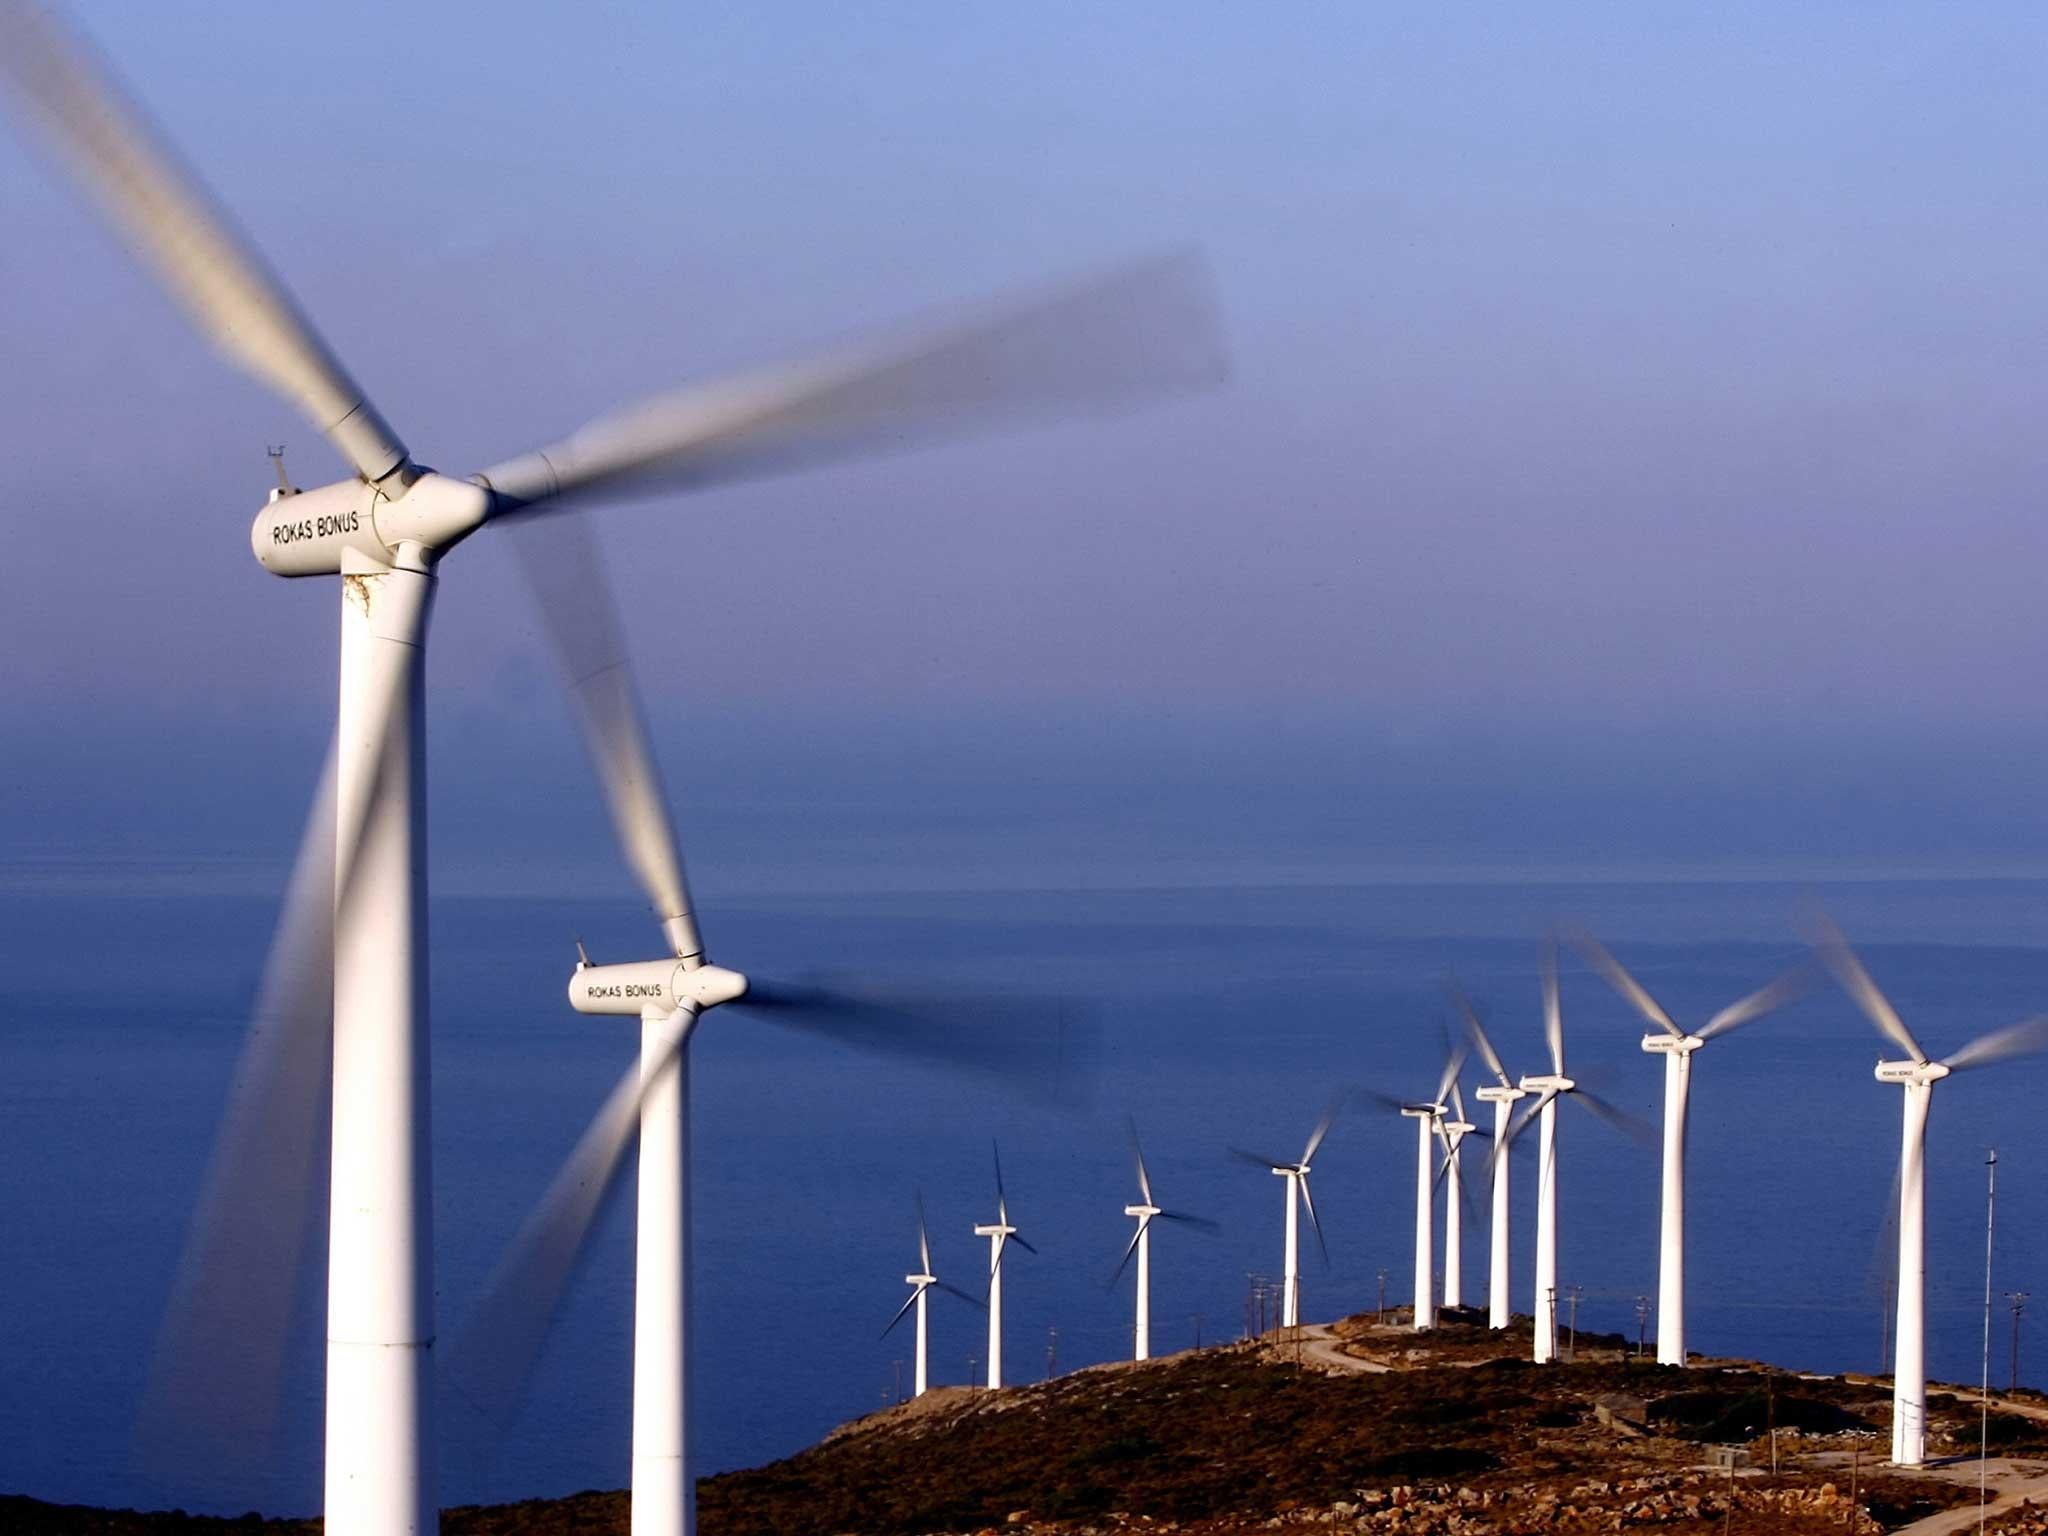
2008, 1293, 2029, 1393
1046, 1326, 1059, 1381
891, 1358, 904, 1405
1634, 1295, 1651, 1359
1192, 1313, 1204, 1349
967, 1354, 978, 1389
1377, 1268, 1389, 1325
1566, 1284, 1584, 1360
1979, 1150, 1997, 1531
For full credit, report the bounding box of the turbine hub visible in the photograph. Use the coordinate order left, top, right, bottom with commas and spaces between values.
1641, 1033, 1704, 1055
1519, 1073, 1575, 1093
567, 957, 748, 1016
1876, 1058, 1949, 1085
1473, 1084, 1526, 1103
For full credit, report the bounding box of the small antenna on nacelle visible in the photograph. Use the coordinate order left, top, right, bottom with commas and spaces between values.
267, 444, 297, 500
574, 938, 592, 969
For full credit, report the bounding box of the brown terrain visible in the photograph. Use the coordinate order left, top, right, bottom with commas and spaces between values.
11, 1312, 2048, 1535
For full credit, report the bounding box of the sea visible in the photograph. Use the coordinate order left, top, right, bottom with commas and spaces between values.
6, 871, 2048, 1517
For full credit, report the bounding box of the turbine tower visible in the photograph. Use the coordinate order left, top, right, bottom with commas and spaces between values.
1391, 1040, 1466, 1332
1570, 930, 1806, 1367
1500, 943, 1652, 1363
6, 6, 1223, 1523
1111, 1121, 1216, 1360
1813, 917, 2048, 1466
975, 1145, 1037, 1389
1439, 1082, 1478, 1312
1230, 1109, 1334, 1329
884, 1195, 981, 1398
1452, 983, 1526, 1330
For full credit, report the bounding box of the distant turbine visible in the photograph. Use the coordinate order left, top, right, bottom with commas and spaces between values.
1230, 1108, 1334, 1329
883, 1195, 981, 1398
1110, 1120, 1217, 1360
1498, 942, 1654, 1363
1452, 982, 1526, 1330
1813, 917, 2048, 1466
974, 1144, 1037, 1389
1570, 929, 1806, 1367
1438, 1081, 1480, 1312
1382, 1038, 1467, 1332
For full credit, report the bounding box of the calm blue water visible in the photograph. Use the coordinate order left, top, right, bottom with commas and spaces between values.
5, 875, 2048, 1516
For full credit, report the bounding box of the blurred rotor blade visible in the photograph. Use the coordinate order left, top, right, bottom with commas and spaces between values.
1541, 939, 1566, 1076
442, 1008, 696, 1431
1351, 1085, 1407, 1115
1447, 977, 1513, 1088
1698, 965, 1812, 1041
732, 977, 1093, 1100
993, 1140, 1008, 1222
1570, 1088, 1657, 1148
503, 513, 698, 958
1298, 1175, 1330, 1266
1008, 1231, 1039, 1258
1128, 1116, 1153, 1206
136, 750, 338, 1484
1107, 1221, 1145, 1288
1434, 1033, 1469, 1107
935, 1280, 987, 1311
916, 1191, 931, 1275
1450, 1080, 1469, 1127
1301, 1103, 1338, 1165
1567, 928, 1682, 1038
1810, 914, 1928, 1064
0, 2, 408, 483
1492, 1089, 1559, 1172
478, 250, 1226, 516
1157, 1208, 1220, 1233
881, 1286, 923, 1339
1229, 1146, 1291, 1172
1943, 1015, 2048, 1074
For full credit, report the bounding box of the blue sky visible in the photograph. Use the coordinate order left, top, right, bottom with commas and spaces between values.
5, 2, 2048, 885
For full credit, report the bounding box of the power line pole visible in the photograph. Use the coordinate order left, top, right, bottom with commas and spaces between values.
1191, 1312, 1204, 1349
1377, 1267, 1389, 1325
1566, 1284, 1584, 1361
1634, 1295, 1651, 1359
1979, 1149, 1997, 1533
2009, 1292, 2030, 1393
1046, 1326, 1059, 1381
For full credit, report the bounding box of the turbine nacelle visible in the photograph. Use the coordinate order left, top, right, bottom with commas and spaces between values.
973, 1222, 1017, 1239
1399, 1102, 1444, 1119
904, 1272, 936, 1287
1473, 1083, 1526, 1104
251, 471, 491, 577
1876, 1058, 1950, 1086
1439, 1118, 1476, 1138
567, 958, 749, 1017
1519, 1073, 1574, 1094
1124, 1203, 1160, 1220
1641, 1033, 1704, 1056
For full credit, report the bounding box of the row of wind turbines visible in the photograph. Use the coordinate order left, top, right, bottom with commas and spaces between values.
881, 926, 2048, 1482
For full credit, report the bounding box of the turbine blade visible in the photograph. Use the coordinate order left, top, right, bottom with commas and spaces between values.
0, 3, 409, 484
1491, 1089, 1558, 1173
1301, 1102, 1339, 1165
477, 251, 1226, 516
1107, 1222, 1144, 1289
1567, 928, 1683, 1038
1542, 938, 1566, 1076
1810, 914, 1928, 1064
993, 1140, 1007, 1222
1128, 1116, 1153, 1206
1450, 1080, 1469, 1127
502, 514, 698, 957
136, 751, 338, 1487
881, 1287, 922, 1339
1298, 1174, 1330, 1267
1009, 1231, 1039, 1257
1157, 1209, 1220, 1232
1433, 1032, 1469, 1108
1697, 965, 1813, 1041
731, 978, 1094, 1100
1942, 1015, 2048, 1073
1570, 1087, 1657, 1148
1350, 1085, 1407, 1115
1228, 1146, 1292, 1172
935, 1280, 987, 1311
1447, 977, 1513, 1088
442, 1008, 697, 1432
917, 1191, 931, 1276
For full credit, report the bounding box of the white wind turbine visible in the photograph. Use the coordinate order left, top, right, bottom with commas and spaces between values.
976, 1144, 1038, 1389
1438, 1081, 1480, 1313
884, 1195, 983, 1399
2, 6, 1221, 1524
1812, 917, 2048, 1466
1496, 943, 1653, 1363
1451, 984, 1526, 1330
1110, 1121, 1217, 1361
1230, 1109, 1335, 1330
1569, 930, 1807, 1368
434, 513, 1085, 1536
1364, 1040, 1467, 1332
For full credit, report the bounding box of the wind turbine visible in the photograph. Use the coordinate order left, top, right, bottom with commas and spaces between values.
1451, 983, 1526, 1330
1382, 1040, 1467, 1332
1812, 917, 2048, 1466
1569, 930, 1806, 1368
1438, 1081, 1479, 1313
884, 1195, 982, 1398
975, 1144, 1038, 1389
1230, 1109, 1334, 1330
1110, 1121, 1217, 1361
2, 5, 1222, 1524
1498, 942, 1652, 1363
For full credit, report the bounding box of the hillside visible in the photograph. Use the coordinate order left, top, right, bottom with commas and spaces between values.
13, 1314, 2048, 1535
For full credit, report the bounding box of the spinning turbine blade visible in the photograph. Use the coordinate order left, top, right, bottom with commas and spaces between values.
1228, 1146, 1293, 1172
0, 2, 408, 483
1568, 929, 1682, 1038
1434, 1034, 1469, 1107
477, 251, 1225, 515
505, 514, 698, 956
1495, 1089, 1559, 1170
1301, 1105, 1337, 1165
443, 1009, 697, 1430
1108, 1222, 1146, 1288
1158, 1209, 1220, 1231
1449, 979, 1513, 1088
1130, 1117, 1154, 1206
935, 1280, 986, 1310
1698, 966, 1811, 1041
1942, 1015, 2048, 1073
137, 752, 338, 1482
1009, 1232, 1039, 1258
1298, 1175, 1329, 1265
993, 1141, 1008, 1223
1541, 940, 1566, 1075
881, 1287, 923, 1339
917, 1192, 931, 1275
1811, 915, 1928, 1064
